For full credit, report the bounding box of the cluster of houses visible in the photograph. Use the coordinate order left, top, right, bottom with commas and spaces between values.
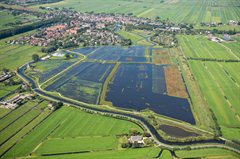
8, 9, 154, 47
208, 34, 232, 43
0, 94, 34, 109
0, 72, 13, 82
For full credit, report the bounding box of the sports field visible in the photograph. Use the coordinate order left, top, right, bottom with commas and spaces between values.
29, 0, 240, 24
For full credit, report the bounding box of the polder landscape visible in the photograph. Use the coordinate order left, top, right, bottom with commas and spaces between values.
0, 0, 239, 159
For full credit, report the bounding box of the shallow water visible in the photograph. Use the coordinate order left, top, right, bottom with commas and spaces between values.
106, 63, 195, 124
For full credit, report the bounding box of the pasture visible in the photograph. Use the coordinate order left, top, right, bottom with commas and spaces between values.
188, 61, 240, 140
118, 30, 153, 46
0, 100, 50, 157
30, 0, 240, 24
4, 106, 143, 158
0, 83, 20, 100
175, 148, 239, 159
30, 147, 161, 159
0, 32, 45, 71
178, 35, 239, 60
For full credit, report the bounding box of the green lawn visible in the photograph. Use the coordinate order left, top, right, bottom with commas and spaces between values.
4, 106, 143, 158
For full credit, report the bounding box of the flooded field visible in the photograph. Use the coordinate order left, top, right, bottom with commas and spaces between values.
45, 62, 114, 104
42, 46, 195, 124
106, 63, 195, 124
159, 125, 199, 138
80, 46, 146, 62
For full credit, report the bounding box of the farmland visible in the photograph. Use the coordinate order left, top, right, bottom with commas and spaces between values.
188, 61, 240, 140
3, 106, 143, 158
0, 10, 39, 31
0, 1, 239, 158
0, 32, 45, 71
0, 100, 51, 157
175, 148, 240, 159
178, 35, 240, 60
28, 0, 240, 24
45, 62, 114, 104
177, 34, 240, 141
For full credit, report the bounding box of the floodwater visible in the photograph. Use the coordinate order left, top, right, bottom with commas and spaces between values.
106, 63, 195, 124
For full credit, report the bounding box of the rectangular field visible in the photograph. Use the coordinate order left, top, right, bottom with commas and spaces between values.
0, 32, 44, 71
164, 65, 188, 98
29, 0, 240, 24
178, 35, 239, 60
152, 49, 171, 65
45, 62, 114, 104
0, 100, 50, 157
88, 46, 145, 61
3, 106, 143, 158
106, 63, 195, 124
35, 136, 117, 155
188, 61, 240, 140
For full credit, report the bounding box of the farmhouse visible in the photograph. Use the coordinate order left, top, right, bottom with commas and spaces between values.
229, 20, 238, 26
222, 34, 232, 41
0, 94, 34, 109
0, 73, 13, 82
129, 135, 144, 145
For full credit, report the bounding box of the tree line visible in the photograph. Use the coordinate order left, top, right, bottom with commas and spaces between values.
0, 18, 60, 39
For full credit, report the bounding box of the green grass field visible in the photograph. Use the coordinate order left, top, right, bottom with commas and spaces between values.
0, 108, 11, 118
0, 10, 39, 31
118, 30, 153, 46
178, 35, 240, 60
29, 0, 240, 24
175, 148, 239, 159
188, 60, 240, 140
3, 106, 143, 158
0, 32, 45, 71
35, 136, 117, 155
0, 100, 50, 157
0, 83, 20, 99
31, 147, 161, 159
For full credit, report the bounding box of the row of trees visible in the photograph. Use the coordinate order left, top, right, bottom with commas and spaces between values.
0, 18, 59, 39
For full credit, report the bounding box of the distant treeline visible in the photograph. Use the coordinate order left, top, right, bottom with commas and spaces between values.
187, 57, 240, 63
0, 18, 59, 39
